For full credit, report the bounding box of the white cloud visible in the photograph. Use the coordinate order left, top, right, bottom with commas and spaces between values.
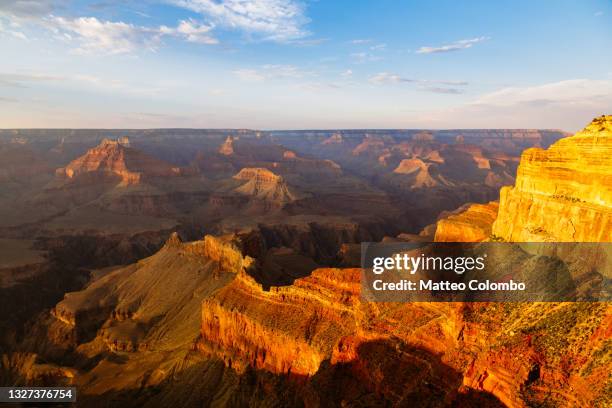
369, 72, 468, 94
233, 64, 309, 81
422, 87, 464, 94
39, 16, 219, 55
45, 16, 161, 55
350, 39, 371, 44
369, 43, 386, 51
369, 72, 415, 84
160, 18, 217, 44
171, 0, 310, 42
416, 36, 489, 54
340, 69, 352, 77
594, 11, 603, 17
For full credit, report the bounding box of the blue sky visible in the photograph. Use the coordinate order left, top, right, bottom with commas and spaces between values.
0, 0, 610, 130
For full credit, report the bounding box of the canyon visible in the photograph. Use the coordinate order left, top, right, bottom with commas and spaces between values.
0, 120, 609, 407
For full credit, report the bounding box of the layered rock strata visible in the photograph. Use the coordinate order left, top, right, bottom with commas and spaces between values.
493, 115, 612, 242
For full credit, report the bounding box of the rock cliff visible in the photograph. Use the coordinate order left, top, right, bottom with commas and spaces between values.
434, 202, 499, 242
492, 115, 612, 242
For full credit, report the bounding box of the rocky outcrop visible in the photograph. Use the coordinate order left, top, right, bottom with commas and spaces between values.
56, 138, 181, 186
198, 268, 361, 376
218, 136, 235, 155
321, 132, 344, 145
492, 115, 612, 242
425, 117, 612, 406
434, 202, 499, 242
50, 232, 251, 351
233, 168, 297, 204
393, 157, 451, 189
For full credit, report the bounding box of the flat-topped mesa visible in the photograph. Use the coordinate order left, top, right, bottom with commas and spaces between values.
218, 136, 235, 155
197, 268, 362, 377
434, 202, 499, 242
493, 115, 612, 242
233, 167, 297, 203
55, 137, 181, 185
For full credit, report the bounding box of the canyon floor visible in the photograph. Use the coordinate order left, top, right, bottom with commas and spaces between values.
0, 120, 609, 407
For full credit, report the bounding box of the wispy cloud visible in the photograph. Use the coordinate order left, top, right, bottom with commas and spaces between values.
350, 39, 371, 44
233, 64, 310, 81
369, 72, 415, 84
340, 69, 352, 77
594, 11, 604, 17
26, 15, 220, 55
46, 16, 161, 55
369, 72, 468, 94
171, 0, 310, 42
0, 20, 27, 40
0, 70, 168, 97
422, 87, 464, 94
0, 72, 63, 87
369, 43, 386, 51
369, 72, 468, 86
416, 36, 489, 54
160, 18, 217, 44
1, 2, 219, 55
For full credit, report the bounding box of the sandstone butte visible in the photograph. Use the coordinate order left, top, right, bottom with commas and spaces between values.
233, 167, 297, 203
218, 135, 235, 155
55, 137, 181, 186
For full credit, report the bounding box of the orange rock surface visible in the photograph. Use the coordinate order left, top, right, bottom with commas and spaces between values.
434, 201, 499, 242
493, 115, 612, 242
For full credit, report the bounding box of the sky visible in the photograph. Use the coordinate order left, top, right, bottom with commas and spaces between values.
0, 0, 611, 130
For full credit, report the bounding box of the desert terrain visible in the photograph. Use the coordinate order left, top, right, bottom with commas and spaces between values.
0, 117, 609, 407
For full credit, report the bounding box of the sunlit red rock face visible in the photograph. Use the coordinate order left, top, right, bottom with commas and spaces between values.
193, 117, 610, 407
493, 115, 612, 242
198, 268, 362, 376
56, 137, 181, 186
425, 116, 612, 407
434, 202, 499, 242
